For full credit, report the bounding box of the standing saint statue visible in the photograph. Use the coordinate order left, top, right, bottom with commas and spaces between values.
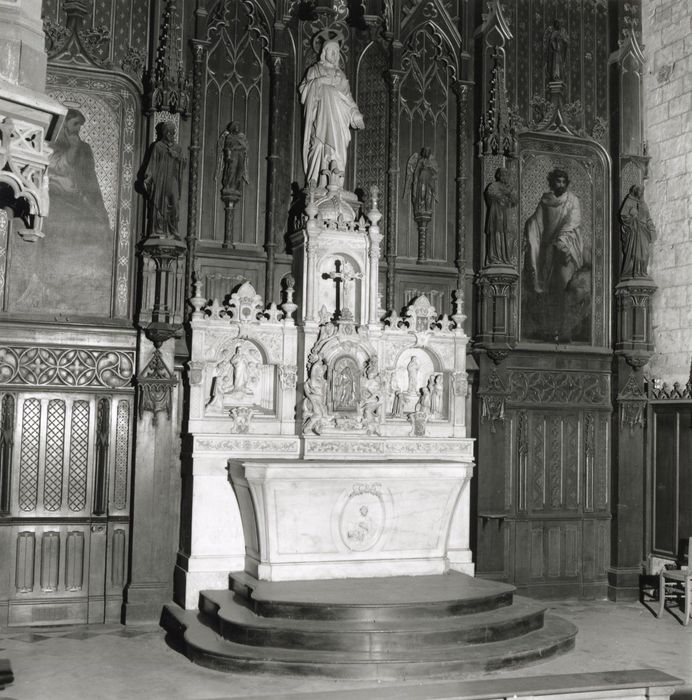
619, 184, 656, 279
137, 121, 186, 239
299, 40, 364, 186
544, 20, 569, 82
404, 147, 438, 216
484, 167, 517, 266
215, 121, 248, 192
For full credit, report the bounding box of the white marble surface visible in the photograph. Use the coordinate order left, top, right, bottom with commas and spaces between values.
229, 458, 474, 582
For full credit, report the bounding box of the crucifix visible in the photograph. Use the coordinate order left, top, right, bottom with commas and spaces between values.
326, 259, 362, 319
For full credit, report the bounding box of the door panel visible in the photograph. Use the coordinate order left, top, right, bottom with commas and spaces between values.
3, 392, 132, 626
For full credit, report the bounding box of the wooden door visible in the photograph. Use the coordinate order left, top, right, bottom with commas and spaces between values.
1, 392, 132, 625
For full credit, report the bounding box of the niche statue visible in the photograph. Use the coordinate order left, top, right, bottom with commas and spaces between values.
619, 184, 656, 279
137, 121, 186, 239
216, 121, 248, 193
484, 167, 517, 266
544, 20, 569, 82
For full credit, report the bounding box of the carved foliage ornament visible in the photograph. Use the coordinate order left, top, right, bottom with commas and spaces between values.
0, 347, 133, 389
44, 1, 111, 68
507, 371, 608, 405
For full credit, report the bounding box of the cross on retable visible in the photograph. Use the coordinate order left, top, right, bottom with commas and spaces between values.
327, 259, 362, 318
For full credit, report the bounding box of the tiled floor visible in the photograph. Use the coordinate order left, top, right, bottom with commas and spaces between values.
0, 597, 690, 700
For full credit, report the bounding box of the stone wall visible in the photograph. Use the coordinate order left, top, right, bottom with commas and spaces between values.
643, 0, 692, 383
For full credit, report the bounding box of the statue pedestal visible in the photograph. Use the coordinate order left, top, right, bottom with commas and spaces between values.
229, 457, 474, 582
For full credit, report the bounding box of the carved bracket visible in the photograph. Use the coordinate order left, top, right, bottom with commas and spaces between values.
136, 348, 178, 426
479, 368, 507, 433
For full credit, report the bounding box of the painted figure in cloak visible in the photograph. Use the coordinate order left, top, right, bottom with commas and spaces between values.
484, 167, 517, 266
299, 40, 364, 186
216, 121, 249, 192
544, 20, 569, 81
138, 121, 186, 239
525, 169, 583, 297
524, 168, 590, 342
49, 107, 110, 227
619, 184, 656, 279
404, 147, 438, 216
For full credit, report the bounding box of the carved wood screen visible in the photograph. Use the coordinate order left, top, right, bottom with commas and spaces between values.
189, 0, 471, 314
199, 2, 271, 247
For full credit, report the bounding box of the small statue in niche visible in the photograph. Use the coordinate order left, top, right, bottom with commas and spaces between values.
207, 345, 256, 409
544, 19, 569, 82
416, 384, 431, 414
303, 361, 328, 434
299, 40, 364, 187
137, 121, 186, 239
361, 358, 383, 436
619, 184, 656, 279
335, 365, 356, 407
228, 346, 254, 396
215, 121, 248, 193
404, 147, 438, 217
484, 167, 517, 267
405, 356, 420, 396
428, 374, 444, 418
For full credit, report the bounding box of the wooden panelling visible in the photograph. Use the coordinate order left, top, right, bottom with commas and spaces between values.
651, 406, 692, 557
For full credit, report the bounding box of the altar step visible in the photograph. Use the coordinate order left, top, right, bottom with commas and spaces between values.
162, 572, 577, 680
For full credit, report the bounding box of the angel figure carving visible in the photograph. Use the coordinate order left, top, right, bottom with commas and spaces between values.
404, 147, 438, 217
215, 121, 249, 192
544, 20, 569, 82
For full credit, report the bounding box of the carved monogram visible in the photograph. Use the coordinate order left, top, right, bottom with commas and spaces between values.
0, 346, 134, 389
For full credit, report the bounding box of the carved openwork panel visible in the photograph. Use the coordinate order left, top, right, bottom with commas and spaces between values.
5, 71, 137, 319
11, 393, 132, 518
0, 346, 134, 389
518, 135, 610, 347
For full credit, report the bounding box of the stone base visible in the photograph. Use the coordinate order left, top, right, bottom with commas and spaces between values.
229, 458, 474, 582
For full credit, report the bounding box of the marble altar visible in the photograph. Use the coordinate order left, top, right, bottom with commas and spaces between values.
176, 43, 474, 606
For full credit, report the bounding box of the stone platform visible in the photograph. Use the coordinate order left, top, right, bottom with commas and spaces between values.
162, 571, 577, 679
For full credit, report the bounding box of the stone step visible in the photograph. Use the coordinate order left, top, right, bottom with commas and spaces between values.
200, 589, 545, 652
228, 570, 515, 621
161, 605, 577, 680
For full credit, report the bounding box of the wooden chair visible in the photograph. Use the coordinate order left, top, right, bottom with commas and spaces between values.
658, 537, 692, 626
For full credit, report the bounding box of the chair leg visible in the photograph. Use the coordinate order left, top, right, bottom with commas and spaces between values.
684, 580, 690, 626
658, 573, 665, 618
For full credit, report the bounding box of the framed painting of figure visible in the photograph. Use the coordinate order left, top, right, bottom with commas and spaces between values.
4, 69, 138, 320
518, 135, 611, 348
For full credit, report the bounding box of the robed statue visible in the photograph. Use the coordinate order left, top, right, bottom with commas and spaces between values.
215, 121, 248, 193
484, 167, 517, 266
619, 185, 656, 279
544, 20, 569, 82
137, 121, 186, 239
404, 147, 438, 217
299, 40, 364, 186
